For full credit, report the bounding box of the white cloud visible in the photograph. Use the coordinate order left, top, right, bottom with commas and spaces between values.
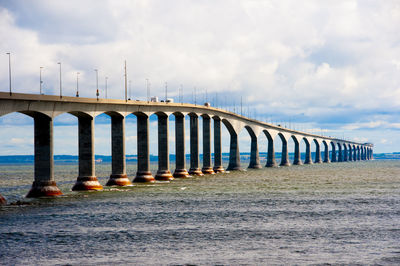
1, 0, 400, 153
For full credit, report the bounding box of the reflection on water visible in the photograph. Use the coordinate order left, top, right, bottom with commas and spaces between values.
1, 160, 400, 264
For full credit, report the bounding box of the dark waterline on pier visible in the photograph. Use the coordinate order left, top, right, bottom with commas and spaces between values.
1, 160, 400, 265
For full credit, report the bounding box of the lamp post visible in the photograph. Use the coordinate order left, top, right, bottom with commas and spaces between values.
76, 72, 80, 97
40, 67, 43, 95
57, 62, 62, 98
94, 69, 99, 100
105, 77, 108, 99
146, 78, 149, 102
6, 53, 11, 95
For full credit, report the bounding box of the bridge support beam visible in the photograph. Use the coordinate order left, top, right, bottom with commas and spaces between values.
280, 136, 290, 166
133, 114, 155, 182
314, 142, 322, 164
227, 131, 242, 171
155, 114, 173, 181
213, 117, 225, 173
293, 139, 302, 165
27, 115, 62, 197
353, 148, 357, 161
357, 148, 361, 161
173, 114, 189, 178
249, 135, 262, 169
304, 141, 313, 165
202, 116, 215, 174
265, 137, 277, 167
189, 115, 203, 176
72, 116, 103, 191
106, 115, 131, 186
348, 147, 353, 161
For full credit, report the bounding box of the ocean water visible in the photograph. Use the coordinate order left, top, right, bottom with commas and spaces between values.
0, 160, 399, 265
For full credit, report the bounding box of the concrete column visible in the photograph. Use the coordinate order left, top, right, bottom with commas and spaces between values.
362, 147, 366, 160
344, 146, 348, 161
353, 147, 357, 161
155, 114, 173, 181
248, 135, 262, 168
133, 114, 155, 182
338, 145, 343, 162
173, 114, 189, 178
188, 115, 203, 176
314, 141, 322, 163
226, 131, 242, 170
348, 146, 353, 161
323, 143, 330, 163
331, 144, 337, 162
357, 148, 361, 161
213, 117, 225, 173
293, 138, 302, 165
72, 115, 103, 191
202, 116, 215, 174
280, 136, 290, 166
26, 114, 62, 197
371, 148, 374, 160
106, 115, 131, 186
304, 140, 313, 164
265, 136, 277, 167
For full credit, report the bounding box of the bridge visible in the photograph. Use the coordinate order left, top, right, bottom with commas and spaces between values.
0, 92, 373, 201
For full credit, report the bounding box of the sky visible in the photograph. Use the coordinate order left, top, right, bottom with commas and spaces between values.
0, 0, 400, 155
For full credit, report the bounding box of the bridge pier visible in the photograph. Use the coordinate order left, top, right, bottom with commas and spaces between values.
189, 114, 204, 176
314, 142, 322, 163
202, 116, 215, 174
248, 134, 262, 169
323, 142, 330, 163
348, 146, 353, 161
213, 117, 225, 173
106, 115, 131, 186
265, 133, 277, 167
304, 140, 313, 164
26, 114, 62, 197
353, 148, 357, 161
331, 144, 337, 162
227, 130, 242, 171
155, 114, 173, 181
293, 138, 302, 165
72, 115, 103, 191
133, 114, 155, 182
338, 145, 343, 162
173, 114, 189, 178
279, 135, 290, 166
357, 148, 361, 161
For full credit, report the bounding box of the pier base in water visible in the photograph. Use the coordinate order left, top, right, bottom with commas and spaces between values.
155, 170, 174, 181
189, 168, 204, 176
133, 171, 155, 183
201, 167, 215, 175
106, 174, 132, 186
213, 166, 225, 173
72, 176, 103, 191
26, 181, 63, 198
173, 169, 190, 178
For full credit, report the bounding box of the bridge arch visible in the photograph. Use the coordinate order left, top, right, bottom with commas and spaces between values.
330, 141, 337, 162
291, 135, 303, 165
245, 125, 262, 169
322, 140, 330, 163
313, 139, 322, 163
222, 118, 241, 171
278, 132, 290, 166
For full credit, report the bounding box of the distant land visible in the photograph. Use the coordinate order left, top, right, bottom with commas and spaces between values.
0, 153, 397, 164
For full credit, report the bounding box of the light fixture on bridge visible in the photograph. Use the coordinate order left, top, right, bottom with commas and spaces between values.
76, 72, 80, 97
6, 52, 11, 96
57, 62, 62, 98
40, 67, 43, 95
94, 69, 99, 100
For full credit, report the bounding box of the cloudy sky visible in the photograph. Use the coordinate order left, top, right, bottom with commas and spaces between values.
0, 0, 400, 155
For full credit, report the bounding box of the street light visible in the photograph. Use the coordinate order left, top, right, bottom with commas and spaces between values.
6, 53, 11, 95
146, 78, 149, 102
40, 67, 43, 95
94, 69, 99, 99
76, 72, 80, 97
105, 77, 108, 99
57, 62, 62, 98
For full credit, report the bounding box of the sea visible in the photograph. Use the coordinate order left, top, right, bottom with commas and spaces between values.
0, 160, 399, 265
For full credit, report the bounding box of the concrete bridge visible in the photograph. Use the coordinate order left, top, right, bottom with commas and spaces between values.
0, 92, 373, 200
